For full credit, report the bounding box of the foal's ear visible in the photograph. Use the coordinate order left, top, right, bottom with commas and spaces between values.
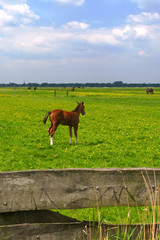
77, 101, 79, 104
82, 102, 84, 105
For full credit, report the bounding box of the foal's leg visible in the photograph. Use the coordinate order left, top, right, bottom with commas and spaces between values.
69, 126, 72, 144
74, 126, 78, 144
49, 124, 58, 145
48, 122, 53, 137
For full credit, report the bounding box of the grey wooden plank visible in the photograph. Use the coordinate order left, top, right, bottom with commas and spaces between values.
0, 168, 160, 212
0, 222, 159, 240
0, 222, 85, 240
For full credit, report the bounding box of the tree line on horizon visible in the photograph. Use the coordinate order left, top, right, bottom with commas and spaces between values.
0, 81, 160, 88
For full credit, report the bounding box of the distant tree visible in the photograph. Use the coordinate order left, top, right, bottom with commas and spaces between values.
112, 81, 124, 87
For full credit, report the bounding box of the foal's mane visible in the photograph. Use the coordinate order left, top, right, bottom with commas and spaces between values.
73, 103, 80, 112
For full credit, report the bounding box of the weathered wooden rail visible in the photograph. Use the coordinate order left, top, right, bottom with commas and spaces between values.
0, 168, 160, 239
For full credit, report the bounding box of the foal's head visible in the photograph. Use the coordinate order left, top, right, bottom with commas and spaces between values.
78, 102, 85, 115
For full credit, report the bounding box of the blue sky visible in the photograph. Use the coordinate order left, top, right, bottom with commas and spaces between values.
0, 0, 160, 84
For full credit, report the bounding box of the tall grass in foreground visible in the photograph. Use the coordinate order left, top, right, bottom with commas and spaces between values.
82, 210, 160, 239
82, 207, 160, 239
81, 170, 160, 239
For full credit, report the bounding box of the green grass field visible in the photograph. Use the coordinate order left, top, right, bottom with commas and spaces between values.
1, 87, 160, 224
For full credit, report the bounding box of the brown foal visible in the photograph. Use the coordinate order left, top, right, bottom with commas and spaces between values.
43, 102, 85, 145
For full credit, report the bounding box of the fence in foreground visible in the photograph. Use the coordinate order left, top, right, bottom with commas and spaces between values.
0, 168, 160, 239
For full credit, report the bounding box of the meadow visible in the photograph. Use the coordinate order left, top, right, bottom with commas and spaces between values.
1, 86, 160, 224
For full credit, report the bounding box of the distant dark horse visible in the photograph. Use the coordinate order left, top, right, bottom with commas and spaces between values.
43, 102, 85, 145
146, 88, 154, 94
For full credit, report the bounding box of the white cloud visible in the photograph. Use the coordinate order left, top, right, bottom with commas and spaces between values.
63, 21, 90, 30
127, 12, 160, 23
0, 0, 26, 4
55, 0, 85, 6
133, 25, 149, 38
0, 24, 119, 56
4, 4, 38, 18
0, 9, 13, 26
84, 29, 119, 45
138, 50, 148, 56
0, 1, 39, 26
0, 17, 159, 58
131, 0, 160, 11
112, 25, 133, 40
112, 24, 150, 40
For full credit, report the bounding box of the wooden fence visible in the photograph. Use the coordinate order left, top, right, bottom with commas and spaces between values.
0, 168, 160, 239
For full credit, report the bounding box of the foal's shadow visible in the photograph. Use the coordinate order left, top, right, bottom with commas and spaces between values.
87, 140, 104, 146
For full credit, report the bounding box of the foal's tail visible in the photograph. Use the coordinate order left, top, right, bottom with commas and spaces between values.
43, 111, 52, 124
